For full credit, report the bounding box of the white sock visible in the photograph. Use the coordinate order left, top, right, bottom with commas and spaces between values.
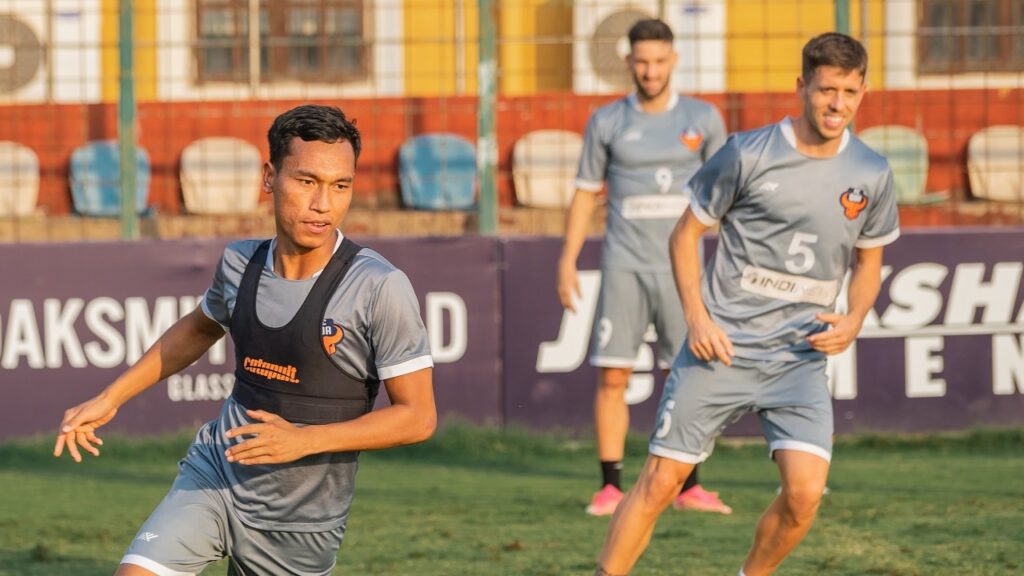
738, 570, 747, 576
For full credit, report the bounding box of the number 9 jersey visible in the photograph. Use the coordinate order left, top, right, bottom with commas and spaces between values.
576, 93, 727, 272
686, 117, 901, 361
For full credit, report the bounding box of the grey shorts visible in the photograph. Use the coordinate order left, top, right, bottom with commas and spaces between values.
589, 269, 685, 370
121, 467, 343, 576
649, 346, 834, 464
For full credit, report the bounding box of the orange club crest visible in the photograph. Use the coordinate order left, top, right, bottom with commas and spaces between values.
839, 188, 869, 219
321, 318, 344, 354
680, 128, 704, 152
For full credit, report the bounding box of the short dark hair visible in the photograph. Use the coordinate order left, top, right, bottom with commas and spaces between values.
628, 18, 673, 46
267, 104, 361, 170
801, 32, 867, 81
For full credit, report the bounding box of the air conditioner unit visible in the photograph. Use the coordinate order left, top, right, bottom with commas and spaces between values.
0, 4, 47, 103
0, 2, 101, 103
573, 1, 726, 95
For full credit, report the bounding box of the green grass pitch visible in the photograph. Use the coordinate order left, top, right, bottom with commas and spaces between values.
1, 425, 1022, 575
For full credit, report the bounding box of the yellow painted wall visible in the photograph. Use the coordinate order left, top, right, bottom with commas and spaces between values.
101, 0, 158, 103
726, 0, 885, 92
100, 0, 116, 102
498, 0, 572, 95
135, 0, 158, 102
404, 0, 479, 96
98, 1, 890, 101
855, 0, 885, 90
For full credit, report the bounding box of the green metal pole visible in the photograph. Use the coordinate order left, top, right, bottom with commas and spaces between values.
835, 0, 851, 34
476, 0, 497, 235
835, 0, 855, 132
118, 0, 138, 240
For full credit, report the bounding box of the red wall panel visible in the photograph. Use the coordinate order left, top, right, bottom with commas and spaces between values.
2, 88, 1020, 220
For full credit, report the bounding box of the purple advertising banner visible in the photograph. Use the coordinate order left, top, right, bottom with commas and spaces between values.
0, 236, 502, 440
500, 229, 1024, 435
1, 240, 230, 440
364, 237, 503, 425
827, 228, 1024, 432
501, 237, 669, 432
2, 229, 1023, 440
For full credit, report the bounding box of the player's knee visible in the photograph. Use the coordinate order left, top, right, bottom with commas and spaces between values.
780, 485, 823, 524
638, 462, 687, 505
647, 471, 681, 502
599, 368, 631, 391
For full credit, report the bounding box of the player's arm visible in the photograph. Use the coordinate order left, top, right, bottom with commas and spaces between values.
557, 188, 600, 312
669, 209, 734, 365
560, 112, 607, 312
224, 368, 436, 465
54, 306, 225, 461
807, 246, 883, 355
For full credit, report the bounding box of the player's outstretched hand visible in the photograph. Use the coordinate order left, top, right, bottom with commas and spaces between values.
224, 410, 312, 465
807, 313, 862, 355
557, 261, 582, 312
688, 316, 734, 366
54, 395, 119, 463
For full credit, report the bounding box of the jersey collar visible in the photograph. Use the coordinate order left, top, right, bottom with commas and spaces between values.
780, 116, 850, 155
266, 229, 345, 278
627, 91, 679, 113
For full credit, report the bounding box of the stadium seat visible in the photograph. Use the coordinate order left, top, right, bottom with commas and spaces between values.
180, 137, 262, 214
858, 125, 944, 205
0, 141, 39, 217
70, 140, 151, 216
512, 129, 583, 209
967, 125, 1024, 202
398, 133, 476, 210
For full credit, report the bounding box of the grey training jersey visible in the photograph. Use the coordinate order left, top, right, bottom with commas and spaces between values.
688, 117, 900, 361
577, 93, 726, 272
196, 232, 433, 532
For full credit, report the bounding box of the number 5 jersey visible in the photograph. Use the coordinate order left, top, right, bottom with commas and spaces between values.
686, 117, 900, 361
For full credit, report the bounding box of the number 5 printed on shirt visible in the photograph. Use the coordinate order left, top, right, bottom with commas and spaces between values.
785, 232, 819, 274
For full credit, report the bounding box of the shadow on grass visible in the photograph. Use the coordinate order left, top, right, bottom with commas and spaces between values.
362, 421, 780, 487
0, 545, 119, 576
836, 427, 1024, 452
0, 431, 194, 487
5, 423, 1022, 488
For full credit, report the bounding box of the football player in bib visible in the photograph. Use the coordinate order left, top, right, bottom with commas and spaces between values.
53, 105, 436, 575
596, 33, 899, 576
557, 18, 730, 517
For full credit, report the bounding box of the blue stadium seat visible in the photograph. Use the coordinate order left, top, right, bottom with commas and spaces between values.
398, 133, 476, 210
70, 140, 151, 216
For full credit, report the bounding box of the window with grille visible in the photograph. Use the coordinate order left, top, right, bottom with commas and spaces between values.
195, 0, 368, 84
918, 0, 1024, 73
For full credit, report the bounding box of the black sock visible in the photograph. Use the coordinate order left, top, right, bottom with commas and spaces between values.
681, 464, 699, 493
600, 461, 623, 490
